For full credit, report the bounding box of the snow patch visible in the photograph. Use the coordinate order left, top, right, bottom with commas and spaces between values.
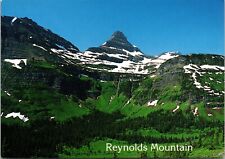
56, 44, 66, 50
4, 90, 11, 96
147, 100, 158, 106
150, 74, 156, 78
102, 45, 143, 57
183, 64, 224, 95
109, 96, 114, 103
33, 44, 47, 51
192, 72, 203, 89
200, 65, 224, 71
50, 117, 55, 120
208, 113, 213, 117
193, 107, 198, 116
172, 105, 180, 112
4, 59, 27, 69
151, 52, 179, 68
125, 99, 131, 105
157, 52, 179, 60
212, 107, 222, 110
11, 17, 17, 24
106, 53, 127, 60
122, 49, 143, 56
5, 112, 29, 122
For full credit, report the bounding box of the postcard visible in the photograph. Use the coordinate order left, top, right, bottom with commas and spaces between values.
1, 0, 224, 158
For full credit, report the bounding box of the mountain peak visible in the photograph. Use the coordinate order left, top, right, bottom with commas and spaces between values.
101, 31, 141, 52
110, 31, 128, 42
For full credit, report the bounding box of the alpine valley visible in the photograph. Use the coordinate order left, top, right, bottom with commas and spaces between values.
1, 16, 224, 158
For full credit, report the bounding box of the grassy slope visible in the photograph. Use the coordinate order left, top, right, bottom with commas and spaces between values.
2, 60, 224, 158
90, 75, 223, 121
57, 74, 223, 158
1, 61, 90, 123
1, 87, 89, 123
2, 62, 223, 122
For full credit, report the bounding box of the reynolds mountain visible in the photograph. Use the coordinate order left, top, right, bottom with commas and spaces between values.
2, 16, 180, 75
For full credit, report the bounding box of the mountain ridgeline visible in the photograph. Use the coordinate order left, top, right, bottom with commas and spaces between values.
1, 16, 224, 158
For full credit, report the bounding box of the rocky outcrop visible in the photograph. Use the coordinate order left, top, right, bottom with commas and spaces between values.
1, 16, 79, 61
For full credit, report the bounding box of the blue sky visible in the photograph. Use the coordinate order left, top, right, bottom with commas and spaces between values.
2, 0, 224, 55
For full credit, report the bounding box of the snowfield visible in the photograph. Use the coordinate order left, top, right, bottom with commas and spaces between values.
5, 112, 29, 122
46, 41, 179, 74
77, 51, 178, 74
152, 52, 179, 68
200, 65, 224, 71
183, 64, 224, 96
4, 59, 27, 69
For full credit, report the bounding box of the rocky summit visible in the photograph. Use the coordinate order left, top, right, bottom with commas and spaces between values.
102, 31, 141, 52
77, 31, 180, 74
